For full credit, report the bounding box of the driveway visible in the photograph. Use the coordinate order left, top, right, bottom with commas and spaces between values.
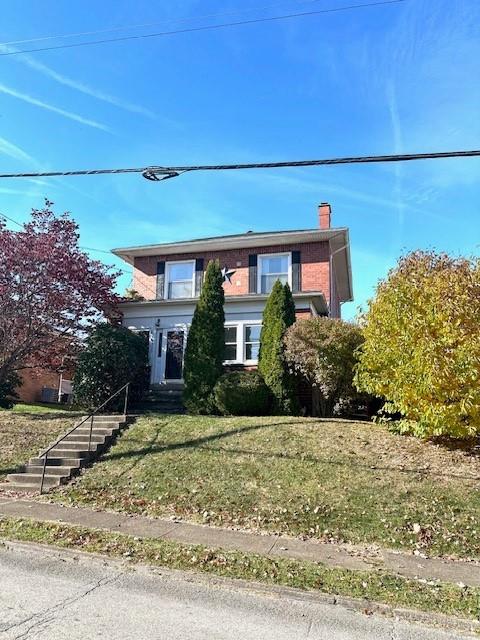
0, 542, 470, 639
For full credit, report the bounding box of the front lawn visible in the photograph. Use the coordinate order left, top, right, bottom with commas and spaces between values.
12, 402, 81, 415
0, 411, 78, 480
49, 414, 480, 559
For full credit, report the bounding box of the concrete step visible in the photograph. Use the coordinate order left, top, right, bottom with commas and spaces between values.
47, 448, 91, 459
29, 457, 83, 467
146, 396, 183, 404
6, 473, 64, 487
77, 420, 123, 429
24, 465, 78, 476
72, 427, 119, 436
148, 387, 183, 397
62, 434, 108, 444
47, 441, 101, 451
87, 415, 125, 423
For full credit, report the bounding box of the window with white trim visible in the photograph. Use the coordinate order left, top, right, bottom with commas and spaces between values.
165, 261, 195, 299
244, 324, 261, 361
224, 326, 238, 361
258, 253, 290, 294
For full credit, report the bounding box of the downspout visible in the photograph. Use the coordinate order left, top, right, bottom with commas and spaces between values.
328, 238, 348, 317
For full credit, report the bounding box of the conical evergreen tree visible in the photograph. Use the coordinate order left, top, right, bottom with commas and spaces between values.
283, 281, 297, 328
258, 281, 298, 414
183, 260, 225, 414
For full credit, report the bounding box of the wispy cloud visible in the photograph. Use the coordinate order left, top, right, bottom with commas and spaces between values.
0, 82, 111, 132
228, 168, 448, 223
0, 186, 42, 196
0, 135, 36, 164
0, 43, 155, 119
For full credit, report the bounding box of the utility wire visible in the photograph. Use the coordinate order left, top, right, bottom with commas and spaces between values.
0, 212, 22, 227
0, 212, 122, 257
0, 0, 328, 47
0, 149, 478, 181
0, 1, 404, 57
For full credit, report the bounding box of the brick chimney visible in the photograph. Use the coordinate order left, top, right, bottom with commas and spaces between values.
318, 202, 331, 229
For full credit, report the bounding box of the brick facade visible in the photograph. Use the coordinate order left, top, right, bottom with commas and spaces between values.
16, 369, 61, 403
133, 241, 334, 312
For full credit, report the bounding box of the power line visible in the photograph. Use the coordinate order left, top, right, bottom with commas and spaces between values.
0, 149, 478, 181
0, 1, 405, 57
0, 212, 22, 227
79, 245, 116, 255
0, 0, 328, 47
0, 212, 123, 258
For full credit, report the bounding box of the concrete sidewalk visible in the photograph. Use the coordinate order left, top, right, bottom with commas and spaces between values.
0, 496, 479, 587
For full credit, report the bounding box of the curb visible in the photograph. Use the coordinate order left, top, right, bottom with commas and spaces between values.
1, 537, 479, 637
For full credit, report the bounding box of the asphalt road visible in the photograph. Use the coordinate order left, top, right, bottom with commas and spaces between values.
0, 542, 470, 640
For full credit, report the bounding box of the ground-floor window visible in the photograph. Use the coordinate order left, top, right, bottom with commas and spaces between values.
244, 324, 261, 361
223, 321, 262, 364
224, 326, 238, 361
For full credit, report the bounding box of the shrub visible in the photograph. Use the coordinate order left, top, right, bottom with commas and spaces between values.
214, 371, 271, 416
183, 260, 225, 414
258, 281, 298, 415
73, 323, 150, 410
0, 371, 20, 409
354, 251, 480, 438
284, 317, 364, 417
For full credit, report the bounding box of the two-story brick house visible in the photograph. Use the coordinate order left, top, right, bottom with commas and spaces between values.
112, 203, 352, 386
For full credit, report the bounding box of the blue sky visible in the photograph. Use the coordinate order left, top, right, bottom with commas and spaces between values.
0, 0, 479, 319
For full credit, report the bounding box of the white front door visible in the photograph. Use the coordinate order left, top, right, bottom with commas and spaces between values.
153, 327, 186, 383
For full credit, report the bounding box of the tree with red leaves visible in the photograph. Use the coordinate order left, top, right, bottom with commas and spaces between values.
0, 200, 120, 394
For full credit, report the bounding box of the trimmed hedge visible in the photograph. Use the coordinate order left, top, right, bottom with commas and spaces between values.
214, 371, 271, 416
73, 323, 150, 411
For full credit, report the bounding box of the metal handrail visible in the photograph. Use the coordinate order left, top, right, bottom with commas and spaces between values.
39, 382, 130, 494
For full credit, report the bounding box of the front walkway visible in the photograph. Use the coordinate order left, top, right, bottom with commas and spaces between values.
0, 496, 478, 587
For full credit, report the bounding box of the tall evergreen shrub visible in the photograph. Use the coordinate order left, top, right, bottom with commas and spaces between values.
183, 260, 225, 414
258, 281, 298, 414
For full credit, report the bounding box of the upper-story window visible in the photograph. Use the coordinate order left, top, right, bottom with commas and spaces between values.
165, 260, 195, 299
258, 253, 291, 294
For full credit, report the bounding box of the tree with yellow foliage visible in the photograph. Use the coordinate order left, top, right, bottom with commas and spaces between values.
355, 251, 480, 438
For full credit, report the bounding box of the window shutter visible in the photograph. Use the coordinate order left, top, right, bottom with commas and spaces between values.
195, 258, 204, 296
291, 250, 301, 293
156, 261, 165, 299
248, 254, 258, 293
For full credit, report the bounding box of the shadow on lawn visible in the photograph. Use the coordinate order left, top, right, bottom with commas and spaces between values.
8, 412, 83, 421
196, 444, 480, 482
107, 419, 480, 483
107, 420, 297, 466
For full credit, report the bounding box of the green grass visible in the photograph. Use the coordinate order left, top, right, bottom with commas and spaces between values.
0, 412, 78, 480
11, 402, 81, 415
48, 414, 480, 559
1, 516, 479, 622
